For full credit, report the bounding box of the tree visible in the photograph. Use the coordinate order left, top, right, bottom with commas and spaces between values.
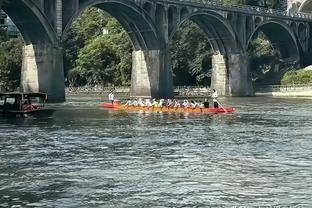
63, 8, 109, 76
0, 37, 23, 90
170, 21, 213, 86
74, 36, 118, 87
248, 33, 279, 84
63, 8, 133, 86
105, 19, 132, 86
264, 0, 279, 8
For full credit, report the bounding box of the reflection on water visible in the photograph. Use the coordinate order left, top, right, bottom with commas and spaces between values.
0, 97, 312, 207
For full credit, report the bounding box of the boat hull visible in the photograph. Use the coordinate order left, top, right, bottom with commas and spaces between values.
1, 109, 55, 118
99, 103, 235, 114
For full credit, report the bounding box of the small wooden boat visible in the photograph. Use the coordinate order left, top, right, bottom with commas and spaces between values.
99, 101, 235, 114
0, 92, 54, 118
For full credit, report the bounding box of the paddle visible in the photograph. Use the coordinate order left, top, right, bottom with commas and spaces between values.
215, 99, 228, 113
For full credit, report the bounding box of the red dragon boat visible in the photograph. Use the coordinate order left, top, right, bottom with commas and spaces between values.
99, 101, 235, 114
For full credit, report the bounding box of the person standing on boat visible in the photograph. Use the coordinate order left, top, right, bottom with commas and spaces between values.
108, 91, 114, 104
211, 89, 219, 108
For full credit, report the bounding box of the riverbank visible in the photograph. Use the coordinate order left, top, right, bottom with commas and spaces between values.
66, 86, 211, 100
255, 85, 312, 98
66, 85, 312, 100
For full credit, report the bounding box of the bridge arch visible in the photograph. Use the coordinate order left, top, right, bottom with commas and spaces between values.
2, 0, 57, 45
247, 20, 300, 61
62, 0, 161, 50
170, 11, 242, 54
180, 7, 189, 19
168, 5, 178, 35
299, 0, 312, 13
142, 2, 153, 17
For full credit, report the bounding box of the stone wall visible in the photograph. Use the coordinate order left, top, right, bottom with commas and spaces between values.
66, 86, 211, 98
255, 84, 312, 97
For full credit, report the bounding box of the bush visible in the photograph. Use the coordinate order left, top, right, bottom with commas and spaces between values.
281, 69, 312, 85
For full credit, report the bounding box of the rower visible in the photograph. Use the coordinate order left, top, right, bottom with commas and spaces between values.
174, 100, 181, 108
145, 99, 152, 107
124, 99, 132, 106
190, 100, 196, 109
211, 89, 219, 108
203, 99, 209, 108
138, 98, 144, 107
132, 98, 139, 107
199, 101, 204, 109
152, 99, 158, 107
182, 100, 189, 108
159, 99, 165, 107
166, 99, 173, 108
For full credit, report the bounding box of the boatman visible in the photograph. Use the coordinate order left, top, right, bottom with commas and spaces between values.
211, 89, 219, 108
108, 91, 114, 104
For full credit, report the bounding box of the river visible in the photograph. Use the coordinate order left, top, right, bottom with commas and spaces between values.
0, 97, 312, 207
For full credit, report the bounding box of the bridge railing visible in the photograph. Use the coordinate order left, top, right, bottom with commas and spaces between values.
164, 0, 312, 20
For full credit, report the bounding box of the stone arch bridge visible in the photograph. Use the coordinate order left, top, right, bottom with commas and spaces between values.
1, 0, 312, 101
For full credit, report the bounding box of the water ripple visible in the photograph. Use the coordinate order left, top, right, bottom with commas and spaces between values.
0, 97, 312, 207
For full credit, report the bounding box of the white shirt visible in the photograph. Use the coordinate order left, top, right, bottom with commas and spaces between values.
108, 93, 114, 101
125, 100, 132, 106
132, 100, 138, 106
145, 99, 152, 107
138, 100, 144, 107
212, 91, 218, 102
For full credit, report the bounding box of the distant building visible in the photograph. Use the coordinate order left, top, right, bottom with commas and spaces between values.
0, 10, 19, 38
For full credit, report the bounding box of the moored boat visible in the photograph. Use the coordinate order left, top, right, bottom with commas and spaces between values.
0, 92, 54, 118
99, 101, 235, 114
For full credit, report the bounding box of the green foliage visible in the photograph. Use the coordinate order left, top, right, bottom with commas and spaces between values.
75, 36, 117, 86
170, 21, 212, 86
0, 37, 23, 90
220, 0, 247, 5
63, 8, 109, 75
0, 27, 9, 42
264, 0, 279, 8
105, 19, 132, 86
249, 37, 276, 58
281, 69, 312, 85
64, 8, 132, 87
220, 0, 279, 8
248, 34, 279, 84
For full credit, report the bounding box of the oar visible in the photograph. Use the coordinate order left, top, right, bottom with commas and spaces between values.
216, 99, 228, 113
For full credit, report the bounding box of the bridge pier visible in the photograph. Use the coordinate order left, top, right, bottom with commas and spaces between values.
131, 50, 173, 98
211, 54, 228, 96
228, 53, 254, 96
21, 44, 65, 102
211, 53, 254, 97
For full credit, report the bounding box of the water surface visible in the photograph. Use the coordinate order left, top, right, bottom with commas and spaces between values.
0, 97, 312, 207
